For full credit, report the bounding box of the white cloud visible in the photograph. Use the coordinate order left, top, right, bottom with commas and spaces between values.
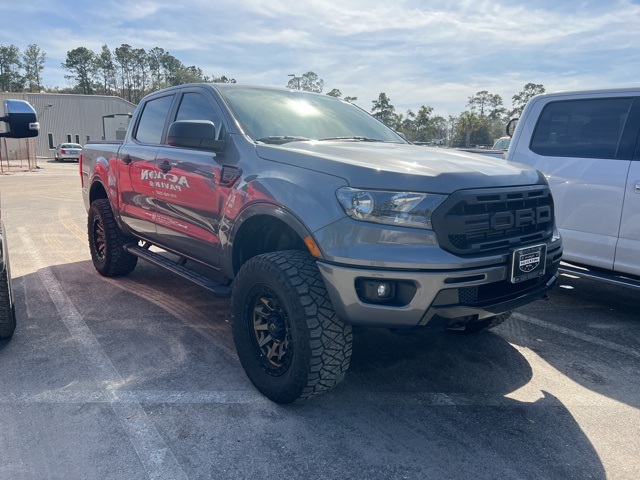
1, 0, 639, 115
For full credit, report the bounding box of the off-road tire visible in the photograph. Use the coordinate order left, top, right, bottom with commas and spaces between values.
462, 311, 512, 334
0, 263, 16, 339
231, 250, 352, 404
88, 199, 138, 277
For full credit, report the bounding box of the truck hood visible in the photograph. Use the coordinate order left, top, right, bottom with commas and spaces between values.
255, 141, 545, 193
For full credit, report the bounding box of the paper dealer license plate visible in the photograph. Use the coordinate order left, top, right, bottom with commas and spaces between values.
510, 244, 547, 283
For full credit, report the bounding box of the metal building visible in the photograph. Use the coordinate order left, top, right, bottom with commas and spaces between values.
0, 92, 135, 159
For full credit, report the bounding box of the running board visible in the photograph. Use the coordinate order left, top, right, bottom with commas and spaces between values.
559, 263, 640, 290
124, 244, 231, 298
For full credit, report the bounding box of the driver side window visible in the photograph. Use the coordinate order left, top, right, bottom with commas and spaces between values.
175, 93, 226, 140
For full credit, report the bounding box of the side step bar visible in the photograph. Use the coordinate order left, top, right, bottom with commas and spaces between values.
559, 262, 640, 290
124, 244, 232, 298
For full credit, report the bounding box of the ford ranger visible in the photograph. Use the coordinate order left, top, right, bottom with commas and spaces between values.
80, 83, 562, 403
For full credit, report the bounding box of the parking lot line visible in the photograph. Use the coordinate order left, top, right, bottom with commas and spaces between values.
18, 227, 189, 480
512, 312, 640, 359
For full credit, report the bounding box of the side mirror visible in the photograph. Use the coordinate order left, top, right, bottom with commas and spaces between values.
506, 118, 519, 138
167, 120, 225, 152
0, 99, 40, 138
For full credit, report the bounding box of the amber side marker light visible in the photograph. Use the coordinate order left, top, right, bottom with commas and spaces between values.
304, 236, 322, 258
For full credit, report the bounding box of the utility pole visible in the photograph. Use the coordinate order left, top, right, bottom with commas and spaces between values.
287, 74, 301, 90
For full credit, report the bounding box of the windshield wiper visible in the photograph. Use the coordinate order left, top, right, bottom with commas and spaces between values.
318, 136, 384, 142
256, 135, 311, 145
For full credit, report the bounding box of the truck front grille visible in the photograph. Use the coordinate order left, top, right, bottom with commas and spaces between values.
432, 186, 554, 256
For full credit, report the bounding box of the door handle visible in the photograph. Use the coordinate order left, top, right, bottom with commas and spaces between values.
635, 182, 640, 194
158, 161, 172, 173
122, 154, 132, 165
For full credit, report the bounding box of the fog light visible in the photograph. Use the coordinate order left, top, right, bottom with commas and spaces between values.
362, 280, 396, 303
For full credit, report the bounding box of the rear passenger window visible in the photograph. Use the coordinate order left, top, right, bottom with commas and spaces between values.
135, 95, 174, 144
530, 98, 633, 159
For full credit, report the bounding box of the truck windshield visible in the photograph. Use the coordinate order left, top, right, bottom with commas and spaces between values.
219, 87, 406, 145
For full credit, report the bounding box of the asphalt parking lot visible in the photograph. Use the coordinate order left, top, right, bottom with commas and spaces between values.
1, 161, 638, 480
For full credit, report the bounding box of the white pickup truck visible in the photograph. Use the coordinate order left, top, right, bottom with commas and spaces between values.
505, 87, 640, 288
0, 99, 40, 338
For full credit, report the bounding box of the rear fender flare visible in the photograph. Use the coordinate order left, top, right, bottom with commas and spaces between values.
90, 156, 119, 210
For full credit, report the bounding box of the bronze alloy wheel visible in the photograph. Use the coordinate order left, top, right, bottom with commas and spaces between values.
87, 199, 137, 277
249, 286, 292, 376
92, 216, 107, 261
231, 250, 352, 403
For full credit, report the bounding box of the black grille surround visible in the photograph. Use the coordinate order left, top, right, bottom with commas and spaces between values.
431, 185, 555, 256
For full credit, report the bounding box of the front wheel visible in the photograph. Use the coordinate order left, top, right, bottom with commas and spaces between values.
88, 199, 138, 276
231, 251, 352, 404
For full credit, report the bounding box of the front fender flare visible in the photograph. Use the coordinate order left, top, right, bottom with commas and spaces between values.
221, 202, 316, 277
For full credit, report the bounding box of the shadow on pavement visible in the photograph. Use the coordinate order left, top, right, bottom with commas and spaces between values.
2, 260, 608, 480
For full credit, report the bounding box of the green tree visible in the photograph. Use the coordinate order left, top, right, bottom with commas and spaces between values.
343, 96, 358, 103
147, 47, 166, 90
371, 93, 400, 129
510, 83, 545, 118
114, 44, 135, 101
132, 48, 149, 103
207, 75, 236, 83
326, 88, 341, 97
413, 105, 437, 142
173, 65, 205, 85
398, 106, 446, 143
22, 44, 46, 92
432, 115, 448, 144
400, 109, 417, 140
95, 44, 116, 95
287, 71, 324, 93
487, 94, 506, 120
467, 90, 506, 121
160, 52, 185, 86
0, 44, 24, 92
466, 90, 509, 145
62, 47, 96, 94
446, 115, 458, 146
452, 111, 492, 148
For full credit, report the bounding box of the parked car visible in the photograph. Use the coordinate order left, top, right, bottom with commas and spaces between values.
456, 136, 511, 159
55, 143, 82, 162
492, 136, 511, 150
505, 87, 640, 289
1, 99, 40, 338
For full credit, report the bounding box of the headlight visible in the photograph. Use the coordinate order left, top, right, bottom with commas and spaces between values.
336, 187, 446, 230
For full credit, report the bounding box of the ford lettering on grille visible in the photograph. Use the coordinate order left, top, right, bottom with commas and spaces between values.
431, 186, 555, 255
490, 206, 551, 230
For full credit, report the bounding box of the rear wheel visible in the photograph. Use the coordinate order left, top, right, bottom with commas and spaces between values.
0, 261, 16, 339
231, 250, 352, 404
88, 199, 138, 276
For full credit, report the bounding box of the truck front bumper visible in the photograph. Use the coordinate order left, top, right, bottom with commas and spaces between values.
317, 244, 561, 329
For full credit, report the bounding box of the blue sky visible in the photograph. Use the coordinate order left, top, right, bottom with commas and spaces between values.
2, 0, 639, 116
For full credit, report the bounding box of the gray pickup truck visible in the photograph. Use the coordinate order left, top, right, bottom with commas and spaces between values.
1, 99, 40, 339
81, 83, 562, 403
